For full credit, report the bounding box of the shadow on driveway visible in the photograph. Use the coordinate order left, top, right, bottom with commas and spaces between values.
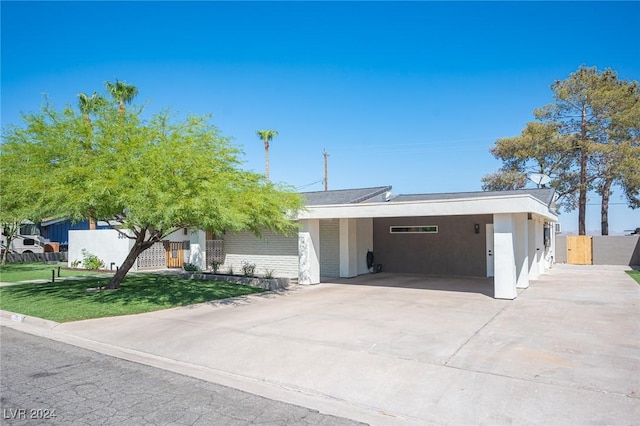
324, 272, 495, 297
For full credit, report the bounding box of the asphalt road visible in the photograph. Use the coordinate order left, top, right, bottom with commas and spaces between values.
0, 327, 365, 425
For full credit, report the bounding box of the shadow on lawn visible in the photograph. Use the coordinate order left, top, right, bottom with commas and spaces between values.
1, 274, 268, 307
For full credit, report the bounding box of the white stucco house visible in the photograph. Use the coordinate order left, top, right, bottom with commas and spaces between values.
69, 185, 558, 300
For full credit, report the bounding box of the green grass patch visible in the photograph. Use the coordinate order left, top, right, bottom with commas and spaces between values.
0, 262, 110, 283
626, 270, 640, 285
0, 274, 264, 322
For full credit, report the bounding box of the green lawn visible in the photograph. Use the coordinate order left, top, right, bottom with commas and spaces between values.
0, 273, 264, 322
627, 270, 640, 285
0, 262, 110, 283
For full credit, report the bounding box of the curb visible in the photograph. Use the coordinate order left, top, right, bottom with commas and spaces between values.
0, 308, 393, 425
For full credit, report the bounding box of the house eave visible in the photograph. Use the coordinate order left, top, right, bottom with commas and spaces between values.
297, 194, 558, 222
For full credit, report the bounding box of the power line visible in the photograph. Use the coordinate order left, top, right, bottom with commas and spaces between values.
330, 136, 504, 152
296, 179, 324, 191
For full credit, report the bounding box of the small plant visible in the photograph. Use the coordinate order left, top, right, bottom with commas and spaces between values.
70, 259, 81, 268
211, 261, 221, 274
241, 261, 256, 278
183, 263, 200, 272
81, 249, 104, 270
228, 266, 234, 275
264, 268, 275, 279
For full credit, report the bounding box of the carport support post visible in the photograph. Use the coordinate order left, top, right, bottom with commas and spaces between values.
528, 219, 539, 280
536, 220, 545, 276
533, 221, 545, 276
339, 218, 358, 278
298, 219, 320, 284
493, 214, 518, 299
514, 213, 529, 289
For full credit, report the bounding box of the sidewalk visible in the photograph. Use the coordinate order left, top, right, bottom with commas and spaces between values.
2, 264, 639, 425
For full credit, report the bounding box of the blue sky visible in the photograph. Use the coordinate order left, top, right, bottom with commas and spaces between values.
2, 1, 639, 233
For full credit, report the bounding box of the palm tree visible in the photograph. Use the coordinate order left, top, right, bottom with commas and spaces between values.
105, 79, 138, 113
78, 92, 104, 230
256, 129, 279, 182
78, 92, 104, 124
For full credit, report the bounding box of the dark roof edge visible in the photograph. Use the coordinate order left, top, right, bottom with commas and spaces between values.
350, 186, 393, 203
300, 185, 392, 196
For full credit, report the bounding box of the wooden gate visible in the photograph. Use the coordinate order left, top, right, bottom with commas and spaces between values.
165, 241, 184, 268
566, 236, 593, 265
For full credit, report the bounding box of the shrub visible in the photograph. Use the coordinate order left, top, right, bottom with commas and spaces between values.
70, 259, 81, 268
211, 261, 221, 274
183, 263, 200, 272
81, 249, 104, 270
264, 269, 275, 279
241, 261, 256, 278
228, 266, 234, 276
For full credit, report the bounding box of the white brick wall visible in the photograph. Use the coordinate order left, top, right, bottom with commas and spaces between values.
222, 230, 298, 278
320, 219, 340, 277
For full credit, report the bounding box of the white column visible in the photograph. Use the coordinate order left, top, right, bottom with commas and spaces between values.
299, 219, 320, 284
190, 229, 207, 270
493, 214, 518, 300
548, 222, 556, 268
339, 218, 358, 278
528, 219, 539, 280
536, 220, 545, 275
514, 213, 529, 289
356, 218, 373, 275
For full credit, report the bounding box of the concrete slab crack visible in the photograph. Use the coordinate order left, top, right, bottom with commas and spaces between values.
444, 304, 509, 366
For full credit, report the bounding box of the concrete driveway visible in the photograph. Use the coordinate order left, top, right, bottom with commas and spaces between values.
3, 264, 639, 425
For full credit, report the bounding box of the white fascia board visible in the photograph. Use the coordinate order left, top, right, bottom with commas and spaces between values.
297, 195, 558, 222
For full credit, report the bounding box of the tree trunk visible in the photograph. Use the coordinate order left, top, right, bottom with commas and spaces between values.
264, 140, 270, 182
578, 146, 588, 235
105, 232, 152, 289
578, 106, 588, 236
1, 224, 18, 266
600, 178, 612, 236
1, 244, 8, 265
89, 217, 96, 230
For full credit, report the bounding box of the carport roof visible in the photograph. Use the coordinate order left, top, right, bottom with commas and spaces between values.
297, 187, 558, 221
391, 188, 556, 207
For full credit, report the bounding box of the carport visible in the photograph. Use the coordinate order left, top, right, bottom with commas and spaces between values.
297, 188, 558, 299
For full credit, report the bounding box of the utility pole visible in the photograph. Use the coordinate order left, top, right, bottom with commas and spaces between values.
323, 149, 329, 191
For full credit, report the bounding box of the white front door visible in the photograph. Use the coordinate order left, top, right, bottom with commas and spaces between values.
486, 223, 494, 277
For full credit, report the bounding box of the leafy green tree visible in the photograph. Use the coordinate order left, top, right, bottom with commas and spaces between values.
78, 91, 106, 229
485, 66, 639, 235
482, 122, 580, 211
256, 129, 279, 182
589, 77, 640, 234
105, 79, 138, 113
593, 142, 640, 234
535, 66, 639, 235
0, 221, 20, 265
0, 160, 47, 264
1, 91, 303, 289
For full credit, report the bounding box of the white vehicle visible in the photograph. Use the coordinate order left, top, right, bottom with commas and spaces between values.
1, 222, 46, 254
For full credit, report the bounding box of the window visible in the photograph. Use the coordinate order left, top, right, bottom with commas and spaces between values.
390, 225, 438, 234
23, 238, 36, 246
19, 224, 39, 236
543, 226, 551, 248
